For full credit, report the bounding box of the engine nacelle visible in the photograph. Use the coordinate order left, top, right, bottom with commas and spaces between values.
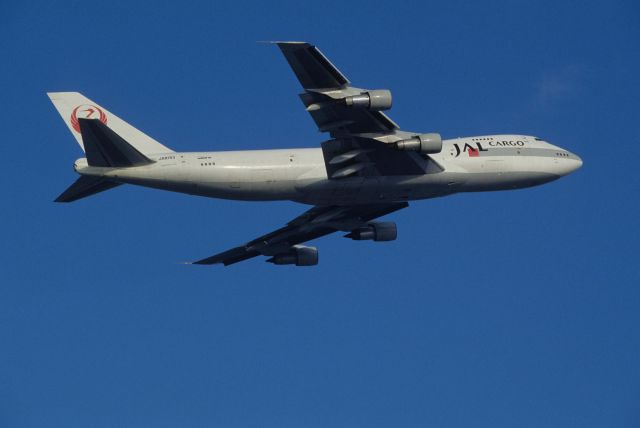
345, 222, 397, 242
343, 89, 392, 111
266, 245, 318, 266
395, 133, 442, 154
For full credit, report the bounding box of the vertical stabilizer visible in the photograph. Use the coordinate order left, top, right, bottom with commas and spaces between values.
47, 92, 173, 155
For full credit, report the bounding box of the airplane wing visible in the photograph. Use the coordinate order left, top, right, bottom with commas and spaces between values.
192, 202, 408, 266
277, 42, 399, 135
275, 42, 442, 178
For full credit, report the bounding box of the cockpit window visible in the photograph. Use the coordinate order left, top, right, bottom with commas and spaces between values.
534, 137, 543, 141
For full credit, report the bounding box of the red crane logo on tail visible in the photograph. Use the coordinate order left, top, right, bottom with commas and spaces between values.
70, 105, 108, 133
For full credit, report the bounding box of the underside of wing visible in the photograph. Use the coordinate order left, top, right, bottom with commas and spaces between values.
276, 41, 350, 90
192, 203, 408, 266
321, 136, 443, 178
274, 42, 444, 179
191, 42, 445, 267
276, 42, 398, 136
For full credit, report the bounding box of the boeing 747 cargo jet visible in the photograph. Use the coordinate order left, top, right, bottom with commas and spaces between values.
49, 42, 582, 266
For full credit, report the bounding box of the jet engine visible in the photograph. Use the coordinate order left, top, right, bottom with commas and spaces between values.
345, 222, 397, 241
266, 245, 318, 266
395, 133, 442, 154
342, 90, 392, 111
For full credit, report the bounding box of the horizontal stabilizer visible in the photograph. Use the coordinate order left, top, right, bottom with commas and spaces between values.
55, 176, 121, 203
80, 119, 154, 167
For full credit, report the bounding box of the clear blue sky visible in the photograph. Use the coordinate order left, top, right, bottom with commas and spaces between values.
1, 1, 639, 426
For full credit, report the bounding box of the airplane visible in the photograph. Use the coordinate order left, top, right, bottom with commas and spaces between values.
49, 41, 582, 267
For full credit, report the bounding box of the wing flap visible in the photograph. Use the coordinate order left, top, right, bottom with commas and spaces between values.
321, 137, 427, 178
299, 90, 398, 136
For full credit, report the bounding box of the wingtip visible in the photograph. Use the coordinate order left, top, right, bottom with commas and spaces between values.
183, 260, 215, 265
190, 259, 214, 265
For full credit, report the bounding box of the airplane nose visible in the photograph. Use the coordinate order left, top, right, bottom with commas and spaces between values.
558, 152, 583, 176
568, 153, 583, 173
575, 154, 583, 169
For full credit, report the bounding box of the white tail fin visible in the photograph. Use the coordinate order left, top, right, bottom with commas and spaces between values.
47, 92, 173, 155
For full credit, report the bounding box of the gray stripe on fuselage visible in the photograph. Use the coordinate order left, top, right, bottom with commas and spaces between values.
473, 147, 577, 160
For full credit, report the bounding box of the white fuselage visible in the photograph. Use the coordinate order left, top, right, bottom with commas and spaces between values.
73, 135, 582, 206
